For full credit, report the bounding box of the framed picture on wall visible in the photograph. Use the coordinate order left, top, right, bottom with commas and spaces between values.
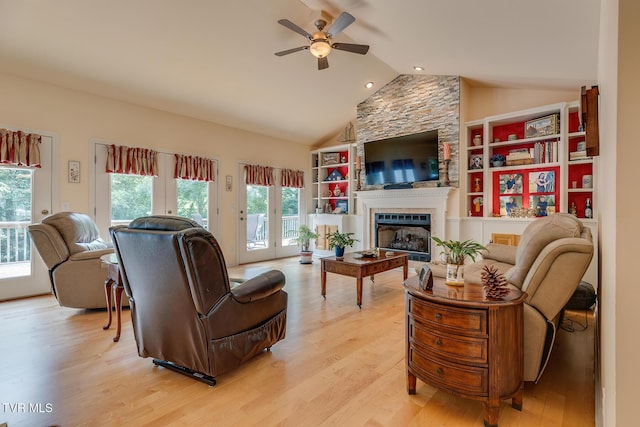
68, 161, 80, 183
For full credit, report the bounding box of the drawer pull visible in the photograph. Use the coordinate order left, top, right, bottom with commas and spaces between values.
435, 313, 442, 320
436, 338, 442, 346
437, 368, 443, 375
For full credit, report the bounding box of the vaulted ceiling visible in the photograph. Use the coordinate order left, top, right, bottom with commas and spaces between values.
0, 0, 601, 145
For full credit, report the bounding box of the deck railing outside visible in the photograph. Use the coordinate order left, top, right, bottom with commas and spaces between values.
0, 221, 32, 265
0, 215, 298, 268
281, 215, 300, 245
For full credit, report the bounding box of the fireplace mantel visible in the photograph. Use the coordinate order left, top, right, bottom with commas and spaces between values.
356, 187, 453, 250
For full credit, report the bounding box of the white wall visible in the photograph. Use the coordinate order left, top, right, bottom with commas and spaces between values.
0, 72, 309, 266
599, 0, 640, 425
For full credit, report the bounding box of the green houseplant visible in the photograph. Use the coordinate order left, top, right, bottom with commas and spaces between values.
327, 230, 358, 260
294, 225, 318, 264
432, 237, 486, 284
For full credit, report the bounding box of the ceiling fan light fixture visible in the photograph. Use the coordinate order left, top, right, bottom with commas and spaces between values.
310, 39, 331, 58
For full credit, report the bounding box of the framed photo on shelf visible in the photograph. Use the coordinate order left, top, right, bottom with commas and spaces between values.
528, 170, 555, 193
530, 195, 556, 217
469, 154, 483, 170
322, 152, 340, 165
335, 200, 348, 214
499, 173, 523, 194
524, 114, 559, 138
500, 195, 522, 217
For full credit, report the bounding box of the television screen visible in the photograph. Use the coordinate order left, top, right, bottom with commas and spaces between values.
364, 130, 439, 186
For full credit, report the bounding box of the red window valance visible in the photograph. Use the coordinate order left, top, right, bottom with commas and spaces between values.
174, 154, 215, 182
0, 128, 42, 168
281, 168, 304, 188
244, 164, 274, 186
106, 144, 158, 176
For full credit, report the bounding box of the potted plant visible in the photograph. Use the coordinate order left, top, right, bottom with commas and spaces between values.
432, 237, 486, 285
294, 225, 318, 264
327, 230, 358, 260
490, 153, 506, 167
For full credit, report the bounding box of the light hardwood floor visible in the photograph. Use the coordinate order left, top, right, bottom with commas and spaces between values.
0, 257, 595, 427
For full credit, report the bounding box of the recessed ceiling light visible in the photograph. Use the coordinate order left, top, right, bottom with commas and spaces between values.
365, 81, 374, 89
413, 66, 424, 71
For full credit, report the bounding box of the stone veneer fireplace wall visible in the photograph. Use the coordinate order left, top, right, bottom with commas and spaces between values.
355, 74, 461, 189
354, 74, 460, 246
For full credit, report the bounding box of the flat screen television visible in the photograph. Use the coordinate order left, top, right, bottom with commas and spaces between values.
364, 130, 440, 187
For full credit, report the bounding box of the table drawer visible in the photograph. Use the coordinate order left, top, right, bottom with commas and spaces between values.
408, 295, 486, 335
362, 260, 392, 275
409, 347, 488, 396
409, 318, 487, 364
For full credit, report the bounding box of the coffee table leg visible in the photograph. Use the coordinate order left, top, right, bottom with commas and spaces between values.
321, 267, 327, 299
102, 277, 114, 330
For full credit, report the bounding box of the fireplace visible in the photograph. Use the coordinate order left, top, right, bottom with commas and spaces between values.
374, 213, 431, 261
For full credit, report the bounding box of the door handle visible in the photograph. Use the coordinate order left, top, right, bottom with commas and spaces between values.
41, 209, 49, 215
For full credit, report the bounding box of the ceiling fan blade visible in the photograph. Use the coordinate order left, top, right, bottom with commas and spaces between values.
331, 42, 369, 55
326, 12, 355, 37
274, 46, 309, 56
277, 19, 312, 39
318, 56, 329, 70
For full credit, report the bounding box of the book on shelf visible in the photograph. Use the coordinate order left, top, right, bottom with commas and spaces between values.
569, 150, 588, 160
532, 141, 558, 163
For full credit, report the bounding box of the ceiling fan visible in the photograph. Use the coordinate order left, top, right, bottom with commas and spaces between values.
275, 11, 370, 70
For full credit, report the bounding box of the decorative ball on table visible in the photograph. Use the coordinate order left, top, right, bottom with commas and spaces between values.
481, 265, 510, 299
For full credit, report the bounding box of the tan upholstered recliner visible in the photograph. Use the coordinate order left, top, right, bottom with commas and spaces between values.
463, 213, 594, 382
28, 212, 114, 309
109, 216, 287, 386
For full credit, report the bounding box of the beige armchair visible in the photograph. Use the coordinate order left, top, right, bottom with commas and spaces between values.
463, 213, 594, 382
28, 212, 114, 309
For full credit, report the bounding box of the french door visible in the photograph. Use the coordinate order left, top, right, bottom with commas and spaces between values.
93, 142, 219, 241
0, 135, 55, 300
237, 164, 301, 264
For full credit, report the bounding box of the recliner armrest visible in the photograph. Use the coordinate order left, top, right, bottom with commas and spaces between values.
482, 243, 517, 265
68, 247, 114, 261
231, 270, 286, 303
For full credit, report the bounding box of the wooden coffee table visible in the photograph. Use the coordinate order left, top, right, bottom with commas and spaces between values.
321, 250, 409, 307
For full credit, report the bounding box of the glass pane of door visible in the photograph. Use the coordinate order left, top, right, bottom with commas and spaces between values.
110, 174, 152, 226
0, 168, 32, 279
246, 184, 269, 250
280, 187, 300, 248
176, 179, 209, 228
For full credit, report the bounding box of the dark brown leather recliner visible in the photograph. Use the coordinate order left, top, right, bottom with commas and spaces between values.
110, 216, 287, 386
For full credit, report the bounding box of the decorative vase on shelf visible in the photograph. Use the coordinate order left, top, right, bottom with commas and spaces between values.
473, 135, 482, 146
492, 160, 504, 167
